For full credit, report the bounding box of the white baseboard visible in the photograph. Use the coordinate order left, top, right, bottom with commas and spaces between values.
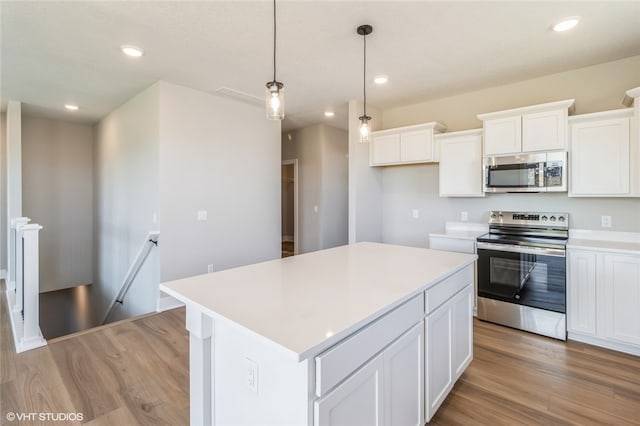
157, 293, 185, 312
568, 332, 640, 357
0, 269, 6, 280
5, 288, 47, 353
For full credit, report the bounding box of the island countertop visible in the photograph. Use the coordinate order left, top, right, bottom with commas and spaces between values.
160, 242, 476, 361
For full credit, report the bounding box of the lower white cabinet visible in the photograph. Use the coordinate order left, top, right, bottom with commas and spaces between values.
601, 253, 640, 347
315, 352, 384, 426
425, 283, 474, 421
567, 248, 640, 355
315, 322, 424, 426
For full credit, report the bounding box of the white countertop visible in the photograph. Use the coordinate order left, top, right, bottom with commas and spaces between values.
160, 242, 476, 361
567, 229, 640, 254
429, 222, 488, 240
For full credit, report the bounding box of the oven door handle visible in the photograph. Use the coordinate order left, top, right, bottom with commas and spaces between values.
476, 242, 566, 257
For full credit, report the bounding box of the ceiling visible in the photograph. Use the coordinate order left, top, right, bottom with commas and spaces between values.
2, 1, 639, 131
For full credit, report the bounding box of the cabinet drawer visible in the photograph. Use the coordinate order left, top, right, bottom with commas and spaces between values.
315, 294, 423, 397
425, 265, 473, 315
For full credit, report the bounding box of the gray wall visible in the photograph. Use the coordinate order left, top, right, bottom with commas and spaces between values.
158, 81, 280, 281
282, 124, 348, 253
22, 116, 93, 292
0, 113, 6, 273
94, 83, 160, 322
374, 56, 640, 247
6, 102, 22, 286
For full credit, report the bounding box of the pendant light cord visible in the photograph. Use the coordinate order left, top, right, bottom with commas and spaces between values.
273, 0, 277, 82
363, 31, 367, 116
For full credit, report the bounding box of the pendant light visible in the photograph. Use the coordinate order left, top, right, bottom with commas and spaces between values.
266, 0, 284, 120
357, 24, 373, 143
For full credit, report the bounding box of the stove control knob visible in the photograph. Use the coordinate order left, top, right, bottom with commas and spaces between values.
499, 213, 504, 219
541, 215, 548, 221
490, 213, 497, 219
558, 216, 566, 222
550, 216, 556, 222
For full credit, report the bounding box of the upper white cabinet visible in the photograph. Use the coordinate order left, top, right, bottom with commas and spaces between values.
569, 109, 633, 197
370, 122, 446, 166
478, 99, 575, 156
623, 86, 640, 196
437, 129, 484, 197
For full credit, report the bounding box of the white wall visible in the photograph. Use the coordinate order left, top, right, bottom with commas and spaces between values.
0, 113, 7, 273
282, 123, 348, 253
158, 81, 280, 281
94, 83, 160, 322
348, 100, 383, 244
22, 116, 93, 292
320, 125, 349, 249
376, 56, 640, 247
6, 101, 22, 287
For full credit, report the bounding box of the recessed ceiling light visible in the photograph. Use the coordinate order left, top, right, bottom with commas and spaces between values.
64, 104, 79, 111
553, 17, 580, 32
324, 111, 335, 118
120, 45, 144, 57
374, 75, 388, 84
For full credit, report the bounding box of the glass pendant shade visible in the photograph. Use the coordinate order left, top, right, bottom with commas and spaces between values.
359, 115, 371, 143
266, 81, 285, 120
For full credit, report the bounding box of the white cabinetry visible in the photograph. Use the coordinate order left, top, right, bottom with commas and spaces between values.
567, 250, 597, 335
437, 129, 484, 197
370, 122, 446, 166
478, 99, 574, 156
423, 265, 474, 422
569, 109, 633, 197
601, 253, 640, 347
315, 353, 384, 426
567, 246, 640, 356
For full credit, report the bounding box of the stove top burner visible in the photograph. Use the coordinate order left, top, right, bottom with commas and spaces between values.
476, 232, 568, 250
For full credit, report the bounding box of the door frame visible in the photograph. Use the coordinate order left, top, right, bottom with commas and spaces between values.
282, 159, 299, 255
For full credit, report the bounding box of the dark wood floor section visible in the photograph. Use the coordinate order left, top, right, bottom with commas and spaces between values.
2, 286, 639, 425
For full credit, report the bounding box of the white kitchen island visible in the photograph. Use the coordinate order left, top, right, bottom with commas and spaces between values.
160, 242, 477, 426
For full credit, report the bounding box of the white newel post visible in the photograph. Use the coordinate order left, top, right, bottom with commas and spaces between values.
20, 223, 45, 348
186, 305, 214, 426
9, 217, 30, 294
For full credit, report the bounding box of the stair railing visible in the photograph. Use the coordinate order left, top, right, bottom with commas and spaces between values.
102, 231, 160, 324
5, 218, 46, 353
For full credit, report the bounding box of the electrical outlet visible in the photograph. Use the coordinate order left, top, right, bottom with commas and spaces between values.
207, 264, 214, 273
246, 358, 258, 394
601, 216, 612, 228
461, 211, 468, 222
412, 209, 419, 219
197, 210, 208, 221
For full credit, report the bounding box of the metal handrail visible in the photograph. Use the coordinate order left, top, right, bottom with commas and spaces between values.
102, 231, 160, 324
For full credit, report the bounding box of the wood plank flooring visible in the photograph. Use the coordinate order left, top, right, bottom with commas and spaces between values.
2, 284, 639, 425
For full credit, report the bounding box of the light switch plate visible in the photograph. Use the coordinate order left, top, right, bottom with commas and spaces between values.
197, 210, 208, 221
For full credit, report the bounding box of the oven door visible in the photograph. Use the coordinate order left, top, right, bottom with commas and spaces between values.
476, 242, 566, 313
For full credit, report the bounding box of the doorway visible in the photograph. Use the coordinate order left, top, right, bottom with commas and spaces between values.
281, 159, 298, 257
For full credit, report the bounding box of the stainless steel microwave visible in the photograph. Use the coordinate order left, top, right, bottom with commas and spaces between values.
484, 152, 567, 193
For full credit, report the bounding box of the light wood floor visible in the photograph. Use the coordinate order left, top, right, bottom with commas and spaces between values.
2, 286, 639, 425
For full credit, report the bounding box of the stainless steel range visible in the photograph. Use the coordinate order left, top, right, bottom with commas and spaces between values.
476, 211, 568, 340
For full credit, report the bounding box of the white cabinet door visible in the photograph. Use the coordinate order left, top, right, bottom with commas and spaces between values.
522, 109, 567, 152
601, 253, 640, 346
371, 133, 400, 165
451, 285, 473, 380
567, 250, 597, 336
570, 117, 630, 196
383, 322, 424, 426
438, 132, 484, 197
483, 116, 521, 156
424, 300, 453, 422
314, 353, 384, 426
400, 130, 433, 162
